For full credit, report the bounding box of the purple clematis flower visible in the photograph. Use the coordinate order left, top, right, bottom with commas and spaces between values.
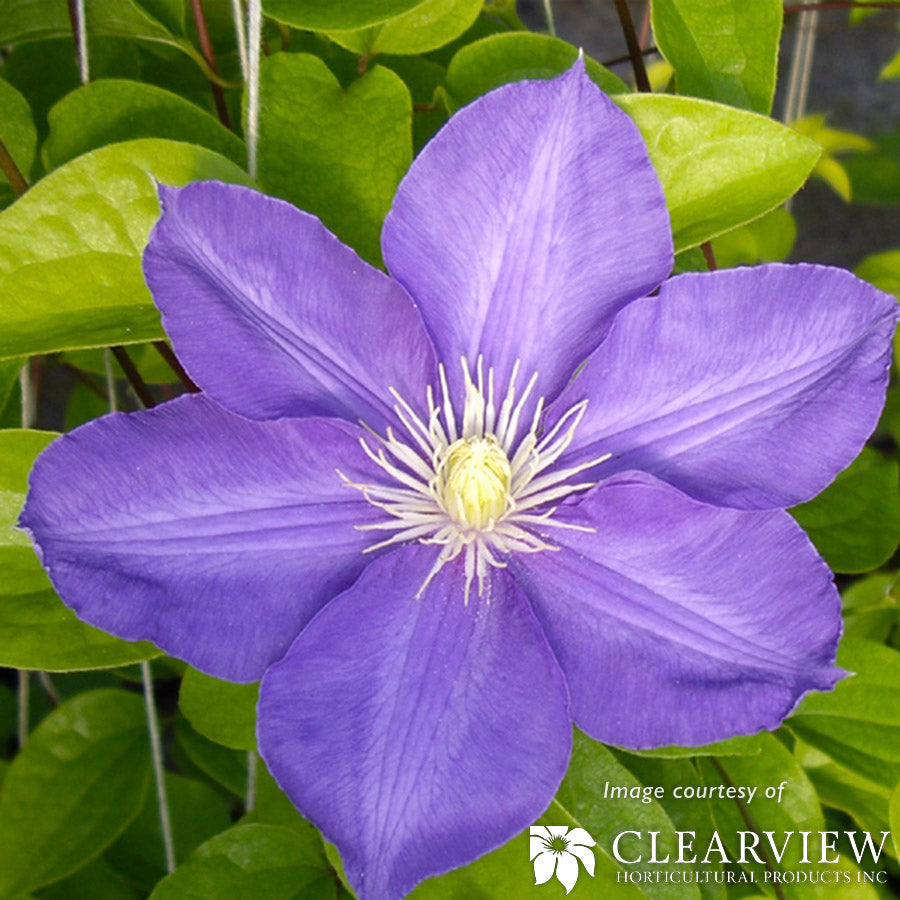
20, 62, 898, 898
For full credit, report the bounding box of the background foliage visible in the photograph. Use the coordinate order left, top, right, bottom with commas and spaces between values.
0, 0, 898, 897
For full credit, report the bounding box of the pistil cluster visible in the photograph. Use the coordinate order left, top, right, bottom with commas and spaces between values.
339, 357, 610, 602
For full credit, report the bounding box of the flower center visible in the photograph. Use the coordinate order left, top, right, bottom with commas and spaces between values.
338, 356, 610, 603
439, 435, 511, 529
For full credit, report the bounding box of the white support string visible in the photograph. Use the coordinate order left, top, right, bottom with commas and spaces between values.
100, 360, 172, 870
542, 0, 556, 36
74, 0, 90, 84
782, 0, 819, 211
246, 0, 262, 180
142, 661, 176, 873
231, 0, 249, 84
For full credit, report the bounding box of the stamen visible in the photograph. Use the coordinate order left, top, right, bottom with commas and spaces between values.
500, 370, 538, 454
494, 359, 521, 445
438, 364, 457, 443
341, 359, 608, 603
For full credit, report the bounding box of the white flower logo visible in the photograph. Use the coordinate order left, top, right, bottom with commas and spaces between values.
530, 825, 596, 893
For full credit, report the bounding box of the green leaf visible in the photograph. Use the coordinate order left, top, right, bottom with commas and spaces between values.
843, 129, 900, 207
0, 428, 161, 670
35, 857, 140, 900
263, 0, 422, 30
0, 138, 252, 360
0, 357, 24, 411
709, 207, 796, 267
0, 79, 37, 187
698, 735, 824, 897
410, 800, 642, 900
614, 93, 820, 251
791, 448, 900, 573
856, 248, 900, 299
792, 114, 874, 202
255, 53, 411, 265
621, 733, 766, 760
795, 741, 894, 850
180, 668, 259, 751
841, 572, 899, 642
329, 0, 483, 57
677, 207, 798, 272
860, 249, 900, 365
1, 38, 140, 152
444, 32, 627, 112
0, 0, 217, 81
44, 79, 246, 170
149, 823, 337, 900
652, 0, 782, 113
175, 717, 249, 795
880, 48, 900, 81
613, 754, 726, 900
891, 782, 900, 859
106, 773, 232, 891
378, 55, 448, 151
0, 689, 151, 897
243, 762, 317, 834
0, 585, 164, 671
789, 639, 900, 789
555, 733, 700, 900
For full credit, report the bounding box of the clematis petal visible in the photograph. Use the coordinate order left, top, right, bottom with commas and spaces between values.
381, 61, 672, 405
533, 852, 557, 885
20, 394, 387, 682
143, 181, 436, 431
555, 853, 579, 894
257, 544, 571, 900
510, 472, 843, 749
550, 264, 898, 509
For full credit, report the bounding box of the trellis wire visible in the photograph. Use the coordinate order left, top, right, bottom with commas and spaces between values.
782, 0, 820, 211
246, 0, 263, 180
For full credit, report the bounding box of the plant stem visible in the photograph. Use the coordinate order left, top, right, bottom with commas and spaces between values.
110, 346, 156, 408
190, 0, 233, 129
612, 0, 652, 92
639, 0, 652, 47
152, 342, 200, 393
0, 137, 28, 196
142, 661, 176, 873
701, 241, 717, 270
710, 757, 787, 900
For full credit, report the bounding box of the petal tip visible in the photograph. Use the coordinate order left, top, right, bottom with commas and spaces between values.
155, 181, 181, 212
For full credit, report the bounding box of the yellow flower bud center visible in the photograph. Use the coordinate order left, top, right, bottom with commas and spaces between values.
439, 435, 511, 530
